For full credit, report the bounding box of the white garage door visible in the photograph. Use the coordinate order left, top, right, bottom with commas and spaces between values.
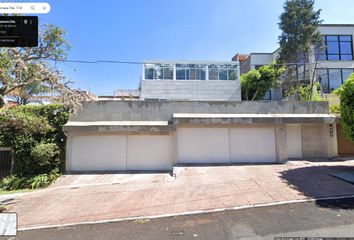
70, 135, 173, 171
127, 135, 173, 171
71, 135, 127, 171
177, 128, 229, 164
229, 128, 276, 163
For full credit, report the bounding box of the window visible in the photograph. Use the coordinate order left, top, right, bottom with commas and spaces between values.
208, 65, 219, 80
263, 90, 271, 100
342, 69, 354, 82
176, 64, 206, 80
208, 64, 238, 80
328, 69, 342, 91
316, 35, 354, 61
317, 68, 354, 93
317, 69, 329, 93
144, 64, 173, 80
144, 63, 239, 81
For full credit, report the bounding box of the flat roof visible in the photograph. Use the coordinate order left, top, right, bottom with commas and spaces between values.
173, 113, 337, 124
319, 24, 354, 27
143, 60, 239, 65
65, 121, 169, 127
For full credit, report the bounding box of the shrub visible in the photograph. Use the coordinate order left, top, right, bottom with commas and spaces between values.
0, 104, 69, 180
0, 170, 60, 190
334, 73, 354, 141
31, 143, 61, 171
241, 64, 284, 100
286, 82, 323, 101
329, 104, 340, 114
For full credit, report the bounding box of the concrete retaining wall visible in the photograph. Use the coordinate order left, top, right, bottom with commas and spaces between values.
70, 100, 330, 122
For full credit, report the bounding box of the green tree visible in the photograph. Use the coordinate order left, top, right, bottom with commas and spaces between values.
334, 73, 354, 141
278, 0, 323, 99
278, 0, 322, 64
241, 64, 285, 100
0, 25, 91, 109
0, 25, 69, 107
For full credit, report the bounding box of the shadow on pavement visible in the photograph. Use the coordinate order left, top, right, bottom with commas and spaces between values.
279, 164, 354, 209
316, 197, 354, 210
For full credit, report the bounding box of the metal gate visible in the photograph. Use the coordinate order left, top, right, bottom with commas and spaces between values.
0, 147, 13, 179
337, 124, 354, 156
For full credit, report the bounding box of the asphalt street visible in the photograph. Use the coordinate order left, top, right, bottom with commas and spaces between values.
7, 197, 354, 240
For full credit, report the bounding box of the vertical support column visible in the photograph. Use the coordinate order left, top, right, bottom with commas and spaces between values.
173, 64, 176, 80
65, 133, 73, 172
325, 123, 339, 159
308, 46, 315, 85
274, 125, 288, 163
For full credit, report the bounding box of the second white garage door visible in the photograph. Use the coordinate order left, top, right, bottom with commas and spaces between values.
229, 128, 276, 163
177, 128, 229, 164
177, 127, 276, 164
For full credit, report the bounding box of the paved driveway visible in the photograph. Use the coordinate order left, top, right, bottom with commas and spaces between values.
2, 161, 354, 229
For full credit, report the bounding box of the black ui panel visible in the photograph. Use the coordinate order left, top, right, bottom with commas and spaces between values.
0, 16, 38, 47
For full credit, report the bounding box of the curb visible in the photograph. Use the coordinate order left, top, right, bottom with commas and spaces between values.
18, 194, 354, 232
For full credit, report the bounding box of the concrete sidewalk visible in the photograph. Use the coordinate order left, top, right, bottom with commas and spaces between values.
2, 161, 354, 229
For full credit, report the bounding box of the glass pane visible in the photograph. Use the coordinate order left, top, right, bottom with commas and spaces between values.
176, 68, 185, 80
326, 36, 338, 42
228, 68, 238, 80
189, 69, 198, 80
341, 54, 353, 60
188, 65, 205, 80
327, 55, 340, 60
316, 54, 327, 61
328, 69, 342, 91
156, 66, 164, 79
219, 68, 228, 80
200, 68, 206, 80
327, 41, 339, 54
317, 69, 329, 93
264, 90, 271, 100
340, 42, 353, 55
163, 67, 173, 80
144, 67, 154, 80
208, 65, 218, 80
339, 35, 352, 41
342, 69, 354, 82
176, 64, 187, 80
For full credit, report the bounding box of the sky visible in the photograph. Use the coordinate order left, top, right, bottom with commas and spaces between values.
30, 0, 354, 95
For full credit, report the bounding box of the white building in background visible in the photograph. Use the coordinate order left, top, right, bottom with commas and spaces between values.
233, 24, 354, 100
140, 60, 241, 101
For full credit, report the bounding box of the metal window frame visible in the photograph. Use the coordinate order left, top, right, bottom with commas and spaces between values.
324, 35, 354, 61
142, 61, 240, 81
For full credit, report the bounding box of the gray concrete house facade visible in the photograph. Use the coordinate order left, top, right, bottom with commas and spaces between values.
63, 100, 338, 172
140, 61, 241, 101
233, 24, 354, 100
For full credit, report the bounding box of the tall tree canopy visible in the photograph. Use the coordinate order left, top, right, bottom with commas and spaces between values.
278, 0, 323, 63
0, 24, 91, 109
